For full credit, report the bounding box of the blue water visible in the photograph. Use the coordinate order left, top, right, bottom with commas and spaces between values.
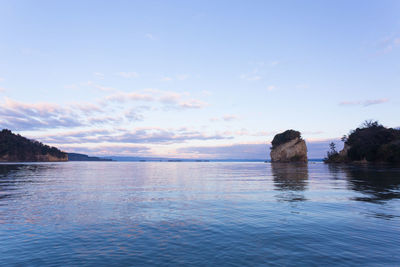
0, 162, 399, 266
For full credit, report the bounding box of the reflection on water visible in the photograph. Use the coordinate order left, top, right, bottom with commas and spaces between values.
0, 164, 30, 201
0, 162, 399, 266
341, 165, 400, 203
271, 163, 308, 202
0, 164, 53, 201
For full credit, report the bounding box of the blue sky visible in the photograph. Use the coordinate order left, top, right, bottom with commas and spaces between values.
0, 0, 399, 159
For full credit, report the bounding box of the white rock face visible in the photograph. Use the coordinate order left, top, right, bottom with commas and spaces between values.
339, 143, 350, 157
270, 137, 308, 163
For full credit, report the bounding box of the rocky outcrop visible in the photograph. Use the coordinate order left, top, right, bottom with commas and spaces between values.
0, 153, 68, 162
270, 130, 308, 163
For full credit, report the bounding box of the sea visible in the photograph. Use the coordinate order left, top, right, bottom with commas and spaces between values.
0, 162, 399, 266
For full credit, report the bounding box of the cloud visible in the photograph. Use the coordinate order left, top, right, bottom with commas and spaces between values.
161, 77, 173, 82
177, 139, 344, 160
240, 74, 262, 81
0, 98, 84, 130
240, 60, 280, 81
64, 84, 78, 89
71, 103, 102, 114
103, 89, 206, 109
229, 129, 276, 137
178, 99, 207, 109
93, 72, 105, 79
117, 72, 139, 78
161, 74, 189, 82
269, 61, 280, 66
223, 115, 239, 121
267, 85, 276, 91
64, 81, 116, 92
177, 143, 267, 159
296, 84, 309, 89
0, 87, 207, 133
339, 98, 389, 107
209, 117, 219, 122
35, 128, 232, 145
107, 129, 229, 144
379, 35, 400, 54
87, 116, 123, 125
145, 33, 156, 40
159, 92, 182, 104
0, 78, 4, 82
176, 74, 189, 81
124, 108, 145, 121
363, 98, 389, 106
60, 144, 152, 156
104, 89, 208, 109
105, 91, 155, 102
93, 84, 115, 92
0, 97, 134, 131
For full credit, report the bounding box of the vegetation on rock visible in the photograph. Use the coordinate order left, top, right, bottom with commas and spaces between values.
0, 129, 67, 162
324, 121, 400, 164
324, 142, 342, 163
271, 130, 301, 149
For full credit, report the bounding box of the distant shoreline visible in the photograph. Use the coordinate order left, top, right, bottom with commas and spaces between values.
0, 158, 325, 163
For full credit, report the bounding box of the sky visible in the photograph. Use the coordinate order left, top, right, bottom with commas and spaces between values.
0, 0, 399, 159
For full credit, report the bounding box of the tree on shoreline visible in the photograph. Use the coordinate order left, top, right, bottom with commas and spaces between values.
324, 121, 400, 163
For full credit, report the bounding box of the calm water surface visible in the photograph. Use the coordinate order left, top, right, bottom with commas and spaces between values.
0, 162, 399, 266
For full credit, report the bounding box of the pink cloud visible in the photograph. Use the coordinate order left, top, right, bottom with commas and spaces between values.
339, 98, 389, 107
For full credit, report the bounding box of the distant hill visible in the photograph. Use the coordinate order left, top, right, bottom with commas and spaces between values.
0, 129, 67, 162
68, 153, 112, 161
107, 156, 263, 162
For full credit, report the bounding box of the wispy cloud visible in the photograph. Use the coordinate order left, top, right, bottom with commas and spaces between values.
269, 61, 280, 66
0, 97, 142, 131
159, 92, 183, 104
60, 144, 152, 156
93, 72, 105, 79
210, 115, 239, 122
93, 84, 115, 91
223, 115, 239, 121
176, 74, 189, 81
161, 74, 190, 82
0, 98, 84, 130
105, 91, 155, 102
339, 98, 389, 107
267, 85, 276, 91
296, 84, 309, 89
145, 33, 156, 40
35, 127, 232, 145
103, 89, 207, 109
177, 143, 267, 159
64, 81, 116, 91
240, 74, 262, 81
178, 99, 207, 109
378, 34, 400, 54
117, 72, 139, 78
240, 60, 279, 82
161, 77, 173, 82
